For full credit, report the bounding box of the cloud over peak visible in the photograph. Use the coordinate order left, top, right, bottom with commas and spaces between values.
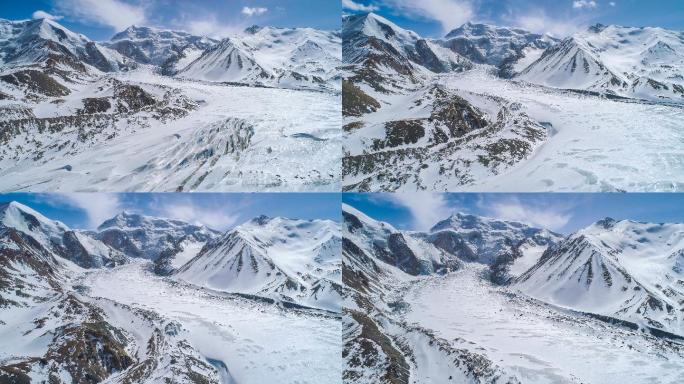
573, 0, 598, 9
342, 0, 379, 12
55, 0, 146, 31
241, 6, 268, 16
32, 10, 63, 21
383, 0, 474, 33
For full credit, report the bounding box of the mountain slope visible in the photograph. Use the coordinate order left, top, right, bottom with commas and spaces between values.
94, 211, 219, 274
0, 202, 341, 383
342, 204, 523, 383
342, 12, 471, 94
441, 21, 557, 75
0, 201, 127, 268
429, 212, 563, 264
516, 218, 684, 336
0, 203, 224, 384
0, 18, 129, 74
518, 24, 684, 102
342, 14, 559, 192
343, 205, 684, 384
107, 25, 217, 73
177, 37, 272, 83
178, 26, 341, 91
176, 216, 342, 311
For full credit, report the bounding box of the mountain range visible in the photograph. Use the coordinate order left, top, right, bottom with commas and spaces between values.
0, 201, 341, 383
0, 17, 342, 192
343, 203, 684, 383
342, 12, 684, 192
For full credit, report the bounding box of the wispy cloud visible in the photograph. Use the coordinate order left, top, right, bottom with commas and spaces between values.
480, 196, 572, 231
156, 199, 239, 230
55, 0, 146, 31
609, 1, 616, 6
182, 15, 245, 38
32, 10, 63, 21
573, 0, 598, 9
33, 193, 122, 229
503, 9, 587, 37
241, 6, 268, 16
387, 193, 453, 231
383, 0, 474, 33
343, 0, 379, 12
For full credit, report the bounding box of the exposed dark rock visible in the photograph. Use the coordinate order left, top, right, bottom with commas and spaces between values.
80, 97, 112, 114
343, 80, 381, 116
0, 70, 70, 97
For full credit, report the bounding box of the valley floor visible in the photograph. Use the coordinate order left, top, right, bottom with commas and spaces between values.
395, 265, 684, 383
79, 260, 342, 384
0, 69, 341, 192
444, 70, 684, 192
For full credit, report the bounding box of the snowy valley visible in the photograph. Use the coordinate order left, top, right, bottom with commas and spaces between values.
342, 13, 684, 192
0, 18, 342, 192
342, 204, 684, 383
0, 201, 342, 383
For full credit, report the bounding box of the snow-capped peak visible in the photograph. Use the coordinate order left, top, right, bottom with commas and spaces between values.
176, 215, 341, 310
517, 218, 684, 336
97, 211, 210, 232
0, 200, 70, 243
431, 212, 532, 233
344, 12, 420, 44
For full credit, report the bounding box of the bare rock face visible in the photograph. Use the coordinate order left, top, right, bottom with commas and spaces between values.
0, 70, 70, 97
343, 86, 547, 191
79, 97, 112, 114
342, 80, 381, 117
114, 84, 156, 113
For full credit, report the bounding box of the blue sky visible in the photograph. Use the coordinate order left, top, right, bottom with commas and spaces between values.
1, 193, 341, 231
343, 193, 684, 234
2, 0, 340, 40
343, 0, 684, 37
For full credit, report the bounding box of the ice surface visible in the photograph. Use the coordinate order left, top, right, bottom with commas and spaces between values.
83, 260, 342, 384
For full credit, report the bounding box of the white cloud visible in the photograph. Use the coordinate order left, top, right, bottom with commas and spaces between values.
183, 15, 244, 38
505, 10, 585, 37
343, 0, 379, 12
160, 201, 238, 230
573, 0, 598, 9
388, 193, 453, 231
383, 0, 474, 33
49, 193, 122, 229
241, 6, 268, 16
609, 1, 616, 6
484, 197, 571, 231
32, 10, 63, 21
55, 0, 146, 31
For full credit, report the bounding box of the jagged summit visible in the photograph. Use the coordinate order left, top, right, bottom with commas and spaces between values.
175, 214, 341, 310
244, 24, 262, 34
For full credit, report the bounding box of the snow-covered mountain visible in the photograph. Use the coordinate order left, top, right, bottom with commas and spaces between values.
106, 25, 217, 74
0, 201, 127, 268
179, 26, 341, 90
0, 17, 130, 74
429, 212, 563, 264
342, 12, 471, 93
95, 211, 218, 258
177, 37, 272, 83
518, 24, 684, 102
343, 204, 684, 383
176, 215, 342, 311
343, 204, 461, 276
0, 201, 341, 383
0, 18, 341, 192
342, 13, 684, 192
341, 14, 558, 192
517, 217, 684, 336
442, 22, 558, 76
